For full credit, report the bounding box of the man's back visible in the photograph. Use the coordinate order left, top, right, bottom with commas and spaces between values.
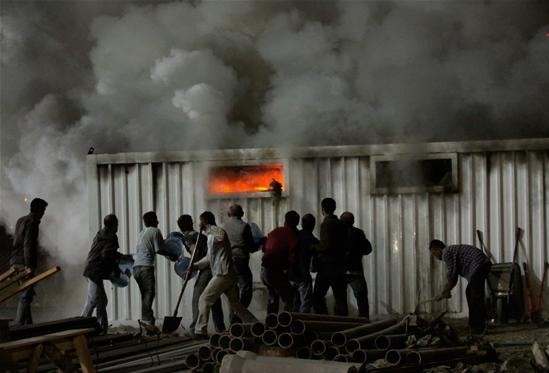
443, 244, 489, 282
84, 228, 120, 281
319, 215, 346, 267
223, 217, 253, 256
345, 226, 372, 273
11, 214, 39, 269
262, 226, 298, 271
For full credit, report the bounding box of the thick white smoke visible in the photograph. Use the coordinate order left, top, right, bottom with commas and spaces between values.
0, 0, 548, 319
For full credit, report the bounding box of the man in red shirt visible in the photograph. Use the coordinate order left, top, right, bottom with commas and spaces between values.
261, 211, 300, 314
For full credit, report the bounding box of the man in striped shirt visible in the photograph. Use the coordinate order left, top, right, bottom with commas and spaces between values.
429, 240, 491, 336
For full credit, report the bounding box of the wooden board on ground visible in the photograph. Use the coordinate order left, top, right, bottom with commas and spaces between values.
0, 328, 96, 373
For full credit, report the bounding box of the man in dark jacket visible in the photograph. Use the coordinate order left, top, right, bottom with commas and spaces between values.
82, 214, 121, 333
313, 198, 348, 316
11, 197, 48, 325
341, 211, 372, 319
261, 211, 300, 314
222, 204, 255, 308
291, 214, 319, 313
178, 215, 225, 335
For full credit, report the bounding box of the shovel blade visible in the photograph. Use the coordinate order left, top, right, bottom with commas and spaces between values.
162, 316, 183, 334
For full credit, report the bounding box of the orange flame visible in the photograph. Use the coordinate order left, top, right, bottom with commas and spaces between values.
209, 164, 285, 195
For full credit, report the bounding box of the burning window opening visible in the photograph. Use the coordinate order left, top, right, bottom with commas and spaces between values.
208, 164, 285, 196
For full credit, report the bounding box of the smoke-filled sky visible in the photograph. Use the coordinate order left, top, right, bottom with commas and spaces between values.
0, 0, 548, 316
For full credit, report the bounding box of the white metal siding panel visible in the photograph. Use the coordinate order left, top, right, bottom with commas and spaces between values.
88, 148, 549, 322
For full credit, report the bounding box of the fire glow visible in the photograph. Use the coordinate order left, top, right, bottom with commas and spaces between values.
208, 164, 285, 195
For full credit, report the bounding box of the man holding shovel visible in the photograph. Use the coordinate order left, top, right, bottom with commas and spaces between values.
189, 211, 257, 339
177, 214, 225, 336
429, 239, 491, 337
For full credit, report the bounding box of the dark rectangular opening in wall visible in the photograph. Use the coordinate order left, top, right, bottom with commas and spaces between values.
371, 153, 458, 194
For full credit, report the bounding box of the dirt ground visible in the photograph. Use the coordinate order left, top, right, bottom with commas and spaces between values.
440, 318, 549, 373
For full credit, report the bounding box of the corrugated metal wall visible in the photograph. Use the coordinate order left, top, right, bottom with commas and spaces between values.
88, 144, 549, 324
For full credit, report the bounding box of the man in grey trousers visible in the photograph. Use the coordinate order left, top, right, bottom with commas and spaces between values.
190, 211, 257, 338
133, 211, 164, 334
177, 214, 225, 335
222, 204, 256, 308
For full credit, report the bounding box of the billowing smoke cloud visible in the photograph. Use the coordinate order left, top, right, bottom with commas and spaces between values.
0, 0, 548, 319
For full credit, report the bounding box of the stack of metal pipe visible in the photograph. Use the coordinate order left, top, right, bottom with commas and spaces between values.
187, 311, 496, 373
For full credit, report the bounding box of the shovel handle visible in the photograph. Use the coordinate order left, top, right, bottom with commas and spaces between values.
172, 230, 202, 317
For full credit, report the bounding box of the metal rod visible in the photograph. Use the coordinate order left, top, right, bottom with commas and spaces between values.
310, 339, 332, 356
405, 346, 470, 365
296, 346, 312, 359
209, 333, 222, 347
219, 334, 232, 349
300, 320, 364, 333
262, 329, 278, 346
251, 322, 266, 337
325, 346, 341, 360
290, 320, 306, 335
265, 313, 279, 329
332, 318, 399, 347
345, 319, 408, 353
374, 334, 408, 350
230, 337, 255, 352
185, 353, 200, 369
334, 354, 351, 362
277, 311, 371, 327
215, 349, 228, 363
202, 362, 215, 373
198, 345, 212, 361
351, 350, 368, 364
385, 349, 403, 366
278, 332, 301, 349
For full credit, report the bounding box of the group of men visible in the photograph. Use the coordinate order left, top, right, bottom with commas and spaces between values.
9, 197, 491, 338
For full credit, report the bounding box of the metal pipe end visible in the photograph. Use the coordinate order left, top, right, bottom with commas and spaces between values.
251, 322, 266, 337
406, 350, 421, 365
229, 323, 245, 338
278, 332, 294, 349
209, 333, 221, 347
230, 337, 244, 352
374, 335, 391, 350
198, 345, 212, 361
385, 349, 402, 366
262, 329, 278, 346
202, 362, 215, 373
346, 339, 361, 354
331, 332, 347, 347
277, 311, 293, 327
185, 353, 200, 369
265, 313, 279, 329
352, 349, 368, 363
310, 339, 328, 355
290, 320, 306, 335
296, 347, 312, 359
219, 335, 232, 349
325, 346, 340, 360
333, 354, 349, 362
215, 350, 228, 363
